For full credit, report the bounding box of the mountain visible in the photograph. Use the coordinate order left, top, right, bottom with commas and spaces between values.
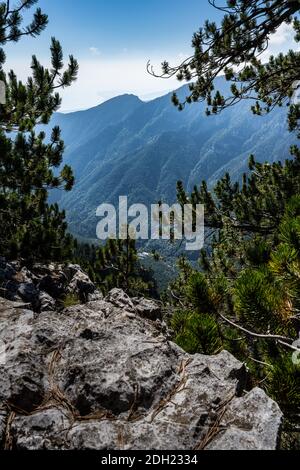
46, 77, 296, 239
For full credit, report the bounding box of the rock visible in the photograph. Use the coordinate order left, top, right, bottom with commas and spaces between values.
68, 421, 119, 450
206, 388, 282, 450
0, 259, 98, 311
0, 281, 20, 302
0, 299, 46, 413
63, 264, 84, 281
67, 270, 95, 300
132, 297, 162, 320
38, 273, 67, 300
0, 261, 17, 282
17, 282, 40, 306
0, 292, 282, 450
39, 292, 56, 312
10, 409, 71, 450
105, 288, 135, 311
0, 261, 32, 302
87, 290, 104, 302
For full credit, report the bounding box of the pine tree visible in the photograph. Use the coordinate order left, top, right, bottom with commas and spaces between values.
73, 242, 98, 282
149, 0, 300, 132
157, 1, 300, 424
0, 1, 78, 262
96, 233, 157, 297
168, 153, 300, 418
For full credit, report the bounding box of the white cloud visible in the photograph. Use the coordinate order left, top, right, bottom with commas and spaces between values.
261, 23, 299, 61
89, 47, 101, 56
268, 23, 294, 46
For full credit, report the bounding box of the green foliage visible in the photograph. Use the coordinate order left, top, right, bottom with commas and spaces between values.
62, 293, 81, 308
0, 1, 78, 262
159, 0, 300, 445
73, 242, 98, 282
267, 355, 300, 410
169, 154, 300, 432
186, 272, 213, 312
244, 238, 272, 266
96, 235, 157, 297
71, 238, 159, 298
171, 310, 222, 355
233, 267, 289, 330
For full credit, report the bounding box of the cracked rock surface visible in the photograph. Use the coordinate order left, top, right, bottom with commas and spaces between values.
0, 288, 282, 450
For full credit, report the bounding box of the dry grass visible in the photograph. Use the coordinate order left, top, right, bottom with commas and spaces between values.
4, 411, 16, 450
194, 391, 236, 450
150, 358, 192, 423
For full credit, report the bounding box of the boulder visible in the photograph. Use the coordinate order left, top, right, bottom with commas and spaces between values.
38, 272, 67, 300
39, 292, 56, 312
67, 269, 95, 299
206, 387, 282, 450
0, 299, 45, 413
10, 409, 70, 450
17, 282, 40, 306
105, 288, 135, 311
87, 290, 104, 302
132, 297, 162, 320
0, 259, 17, 282
0, 292, 282, 450
0, 259, 98, 311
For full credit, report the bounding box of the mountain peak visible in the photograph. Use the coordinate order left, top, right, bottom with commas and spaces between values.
96, 93, 142, 109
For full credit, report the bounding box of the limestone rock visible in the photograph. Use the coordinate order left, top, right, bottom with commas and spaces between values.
0, 292, 282, 450
0, 259, 98, 311
132, 297, 162, 320
39, 291, 56, 312
207, 387, 282, 450
67, 269, 95, 300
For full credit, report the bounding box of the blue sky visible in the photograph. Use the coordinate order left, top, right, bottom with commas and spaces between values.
7, 0, 220, 56
3, 0, 297, 111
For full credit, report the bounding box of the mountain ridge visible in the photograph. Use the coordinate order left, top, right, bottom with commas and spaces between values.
46, 78, 296, 238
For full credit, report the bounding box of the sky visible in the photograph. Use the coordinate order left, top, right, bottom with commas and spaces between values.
3, 0, 299, 112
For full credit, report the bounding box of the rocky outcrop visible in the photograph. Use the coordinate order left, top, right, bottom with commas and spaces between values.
0, 258, 102, 312
0, 288, 282, 450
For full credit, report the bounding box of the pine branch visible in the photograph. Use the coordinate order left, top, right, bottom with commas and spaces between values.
218, 312, 299, 352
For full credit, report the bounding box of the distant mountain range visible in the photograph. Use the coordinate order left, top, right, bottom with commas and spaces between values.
46, 77, 296, 239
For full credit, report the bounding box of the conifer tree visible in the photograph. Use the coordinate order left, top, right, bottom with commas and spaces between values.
149, 0, 300, 132
96, 233, 156, 297
0, 0, 78, 262
156, 0, 300, 422
171, 160, 300, 416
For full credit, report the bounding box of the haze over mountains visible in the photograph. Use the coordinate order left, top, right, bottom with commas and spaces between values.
47, 77, 295, 239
